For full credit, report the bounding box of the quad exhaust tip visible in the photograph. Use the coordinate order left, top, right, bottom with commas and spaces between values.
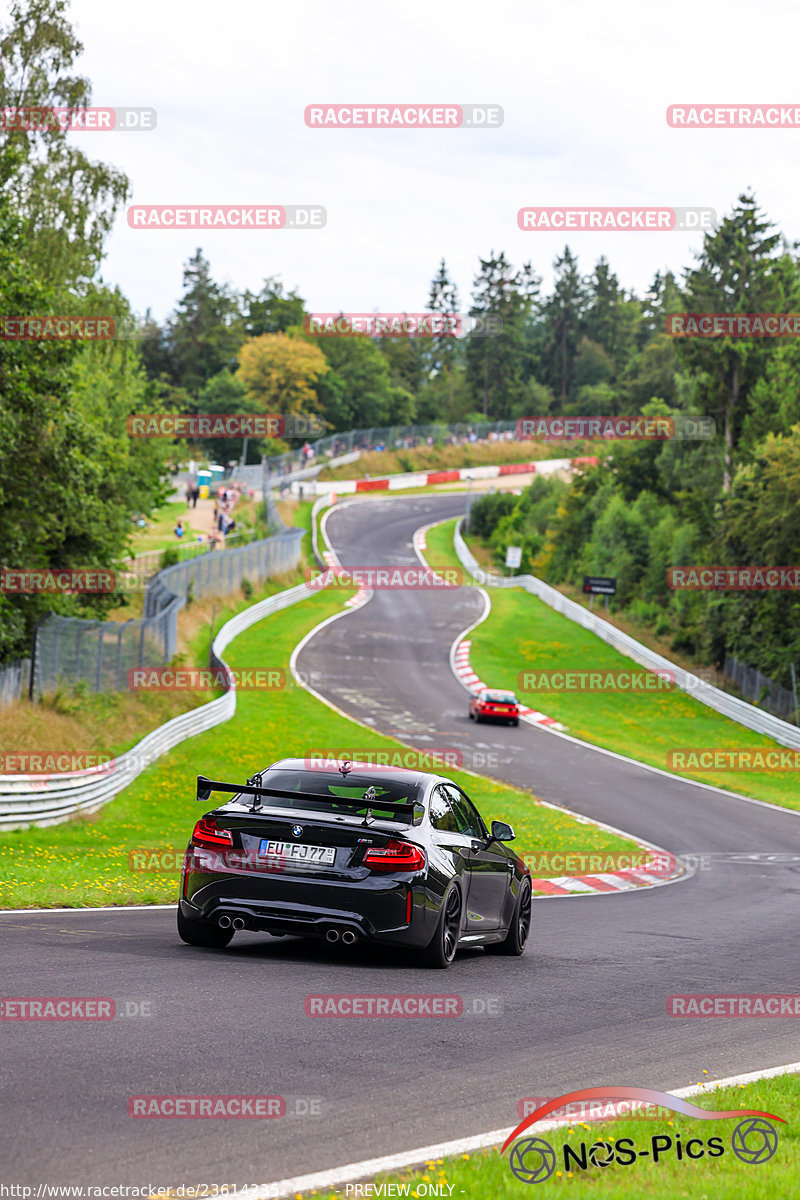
218, 915, 232, 929
232, 917, 246, 930
326, 928, 358, 943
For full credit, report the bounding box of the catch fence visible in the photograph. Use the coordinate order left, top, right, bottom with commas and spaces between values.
27, 524, 301, 700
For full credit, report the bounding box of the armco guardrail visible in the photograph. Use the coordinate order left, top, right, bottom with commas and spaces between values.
295, 456, 590, 498
0, 581, 313, 830
453, 520, 800, 751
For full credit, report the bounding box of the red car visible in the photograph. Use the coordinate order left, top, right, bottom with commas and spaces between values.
469, 689, 520, 726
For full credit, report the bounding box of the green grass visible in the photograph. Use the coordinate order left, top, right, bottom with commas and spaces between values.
128, 500, 208, 553
293, 498, 314, 542
316, 1073, 797, 1200
423, 519, 800, 811
0, 581, 638, 908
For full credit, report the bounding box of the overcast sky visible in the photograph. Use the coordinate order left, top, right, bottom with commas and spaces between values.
65, 0, 800, 322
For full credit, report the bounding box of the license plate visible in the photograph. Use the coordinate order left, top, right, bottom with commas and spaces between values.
259, 839, 335, 865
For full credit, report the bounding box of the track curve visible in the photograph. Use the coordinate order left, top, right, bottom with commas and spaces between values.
3, 492, 800, 1188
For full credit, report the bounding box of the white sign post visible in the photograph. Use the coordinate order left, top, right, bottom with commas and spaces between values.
505, 545, 522, 577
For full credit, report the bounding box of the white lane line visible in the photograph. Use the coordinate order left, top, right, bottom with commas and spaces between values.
0, 904, 177, 916
228, 1060, 800, 1199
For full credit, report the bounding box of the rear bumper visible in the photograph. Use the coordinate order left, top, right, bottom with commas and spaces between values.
179, 875, 437, 948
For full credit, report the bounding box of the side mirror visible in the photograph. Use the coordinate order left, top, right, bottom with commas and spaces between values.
490, 820, 515, 842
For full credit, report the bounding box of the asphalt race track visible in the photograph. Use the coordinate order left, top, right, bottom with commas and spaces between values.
3, 492, 800, 1187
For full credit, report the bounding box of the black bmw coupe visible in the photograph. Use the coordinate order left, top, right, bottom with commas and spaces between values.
177, 758, 532, 968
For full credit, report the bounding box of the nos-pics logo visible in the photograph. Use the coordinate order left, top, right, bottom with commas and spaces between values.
504, 1087, 782, 1184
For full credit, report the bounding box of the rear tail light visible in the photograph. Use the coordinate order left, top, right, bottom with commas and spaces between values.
362, 839, 426, 873
191, 817, 234, 848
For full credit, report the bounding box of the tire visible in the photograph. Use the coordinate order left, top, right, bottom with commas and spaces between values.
468, 710, 475, 720
177, 907, 234, 948
475, 713, 483, 724
512, 718, 519, 727
485, 878, 531, 956
422, 884, 462, 969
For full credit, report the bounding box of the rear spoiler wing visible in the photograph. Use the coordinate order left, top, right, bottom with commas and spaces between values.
196, 774, 423, 819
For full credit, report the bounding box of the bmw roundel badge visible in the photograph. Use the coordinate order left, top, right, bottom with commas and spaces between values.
292, 825, 303, 838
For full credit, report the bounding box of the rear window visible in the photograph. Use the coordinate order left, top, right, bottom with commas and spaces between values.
258, 769, 422, 822
484, 691, 517, 703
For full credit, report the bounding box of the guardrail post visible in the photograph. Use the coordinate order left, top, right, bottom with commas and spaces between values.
29, 620, 42, 701
115, 620, 131, 689
95, 625, 104, 692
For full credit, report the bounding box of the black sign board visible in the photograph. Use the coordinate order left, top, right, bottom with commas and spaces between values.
583, 575, 617, 596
